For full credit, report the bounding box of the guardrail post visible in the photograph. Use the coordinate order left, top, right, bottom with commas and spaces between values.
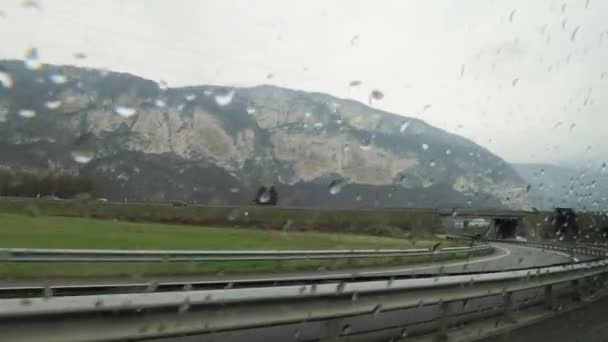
436, 301, 449, 342
544, 285, 554, 310
571, 279, 583, 302
503, 291, 516, 323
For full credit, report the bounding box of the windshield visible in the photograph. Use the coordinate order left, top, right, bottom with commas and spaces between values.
0, 1, 607, 342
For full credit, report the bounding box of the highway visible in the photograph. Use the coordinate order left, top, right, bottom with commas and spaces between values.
0, 242, 585, 289
0, 240, 604, 342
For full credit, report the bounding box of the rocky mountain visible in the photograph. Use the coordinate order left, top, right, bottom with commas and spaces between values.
0, 60, 529, 208
513, 163, 607, 211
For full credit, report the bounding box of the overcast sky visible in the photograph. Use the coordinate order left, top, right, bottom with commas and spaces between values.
1, 0, 607, 167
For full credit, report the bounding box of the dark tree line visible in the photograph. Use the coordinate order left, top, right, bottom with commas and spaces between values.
0, 170, 94, 198
253, 186, 278, 205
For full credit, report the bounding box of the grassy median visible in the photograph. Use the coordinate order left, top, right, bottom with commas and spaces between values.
0, 213, 468, 278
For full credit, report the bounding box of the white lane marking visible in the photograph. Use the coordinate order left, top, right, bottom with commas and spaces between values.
359, 245, 512, 275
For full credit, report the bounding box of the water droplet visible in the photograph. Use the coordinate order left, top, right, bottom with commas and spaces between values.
113, 105, 137, 118
351, 292, 359, 301
246, 104, 256, 115
372, 304, 383, 317
22, 0, 41, 10
49, 73, 67, 84
512, 78, 519, 87
329, 179, 345, 195
158, 80, 169, 91
571, 25, 580, 42
257, 189, 271, 204
293, 329, 301, 340
203, 89, 213, 96
73, 52, 87, 60
154, 99, 166, 108
43, 285, 53, 299
44, 100, 61, 109
229, 187, 240, 193
423, 104, 432, 111
349, 80, 362, 87
422, 143, 429, 150
553, 121, 562, 128
20, 298, 32, 306
184, 93, 197, 101
0, 68, 14, 88
445, 149, 452, 155
586, 145, 592, 152
369, 89, 384, 104
601, 163, 606, 172
24, 47, 41, 70
429, 160, 436, 167
569, 123, 576, 131
399, 120, 410, 133
401, 328, 409, 338
178, 297, 191, 313
540, 168, 545, 176
18, 109, 36, 118
509, 9, 516, 22
341, 324, 352, 335
71, 150, 94, 164
214, 88, 235, 106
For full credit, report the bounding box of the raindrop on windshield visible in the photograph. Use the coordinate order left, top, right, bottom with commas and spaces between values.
601, 163, 606, 173
215, 88, 235, 106
158, 80, 169, 91
18, 109, 36, 118
399, 120, 410, 133
571, 26, 580, 42
44, 100, 62, 109
329, 179, 345, 195
184, 93, 197, 101
0, 68, 13, 88
422, 143, 429, 151
445, 149, 452, 155
569, 123, 576, 131
512, 78, 519, 87
154, 99, 166, 108
368, 89, 384, 105
71, 150, 94, 164
257, 190, 271, 204
429, 160, 436, 167
349, 80, 362, 87
73, 52, 87, 60
49, 73, 67, 84
24, 47, 41, 70
246, 104, 256, 115
22, 0, 41, 10
508, 9, 516, 22
341, 324, 352, 335
113, 105, 137, 118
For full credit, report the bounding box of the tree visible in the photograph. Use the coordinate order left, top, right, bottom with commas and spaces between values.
268, 186, 278, 205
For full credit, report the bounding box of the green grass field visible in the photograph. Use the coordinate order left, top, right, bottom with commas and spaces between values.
0, 213, 465, 278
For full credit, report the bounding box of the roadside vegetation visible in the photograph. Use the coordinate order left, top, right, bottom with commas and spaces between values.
0, 212, 472, 278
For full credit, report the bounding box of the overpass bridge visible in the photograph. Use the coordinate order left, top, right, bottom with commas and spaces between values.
438, 208, 529, 239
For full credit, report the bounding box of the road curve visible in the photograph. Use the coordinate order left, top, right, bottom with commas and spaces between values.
0, 242, 583, 288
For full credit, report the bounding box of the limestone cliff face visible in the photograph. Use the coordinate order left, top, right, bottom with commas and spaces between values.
0, 60, 528, 208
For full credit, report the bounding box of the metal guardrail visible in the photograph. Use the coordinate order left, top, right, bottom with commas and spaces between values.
0, 245, 490, 262
1, 240, 607, 342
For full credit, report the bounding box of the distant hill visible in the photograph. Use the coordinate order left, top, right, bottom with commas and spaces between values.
512, 163, 607, 210
0, 60, 528, 208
